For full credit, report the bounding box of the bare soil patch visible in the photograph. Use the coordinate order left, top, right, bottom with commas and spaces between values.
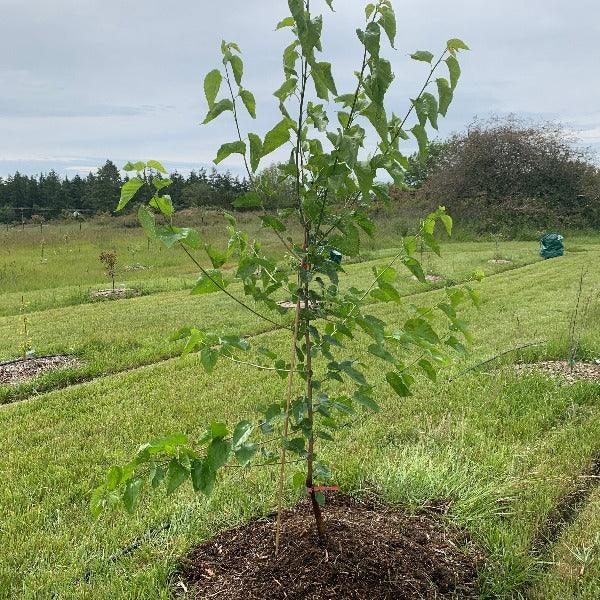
90, 287, 141, 301
515, 360, 600, 383
0, 355, 82, 385
176, 494, 482, 600
411, 274, 445, 284
489, 259, 513, 265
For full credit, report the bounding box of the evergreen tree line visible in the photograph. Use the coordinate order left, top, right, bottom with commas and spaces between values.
0, 160, 250, 223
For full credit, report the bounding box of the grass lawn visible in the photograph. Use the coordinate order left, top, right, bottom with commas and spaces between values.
1, 230, 599, 599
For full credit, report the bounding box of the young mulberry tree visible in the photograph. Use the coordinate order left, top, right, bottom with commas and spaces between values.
92, 0, 477, 549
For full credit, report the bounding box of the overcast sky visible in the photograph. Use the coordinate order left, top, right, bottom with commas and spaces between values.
0, 0, 599, 178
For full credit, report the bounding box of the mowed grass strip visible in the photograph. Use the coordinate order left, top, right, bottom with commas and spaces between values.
0, 241, 549, 403
0, 250, 599, 598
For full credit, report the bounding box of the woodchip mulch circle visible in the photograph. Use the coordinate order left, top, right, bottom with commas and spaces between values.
0, 355, 82, 385
176, 494, 483, 600
515, 360, 600, 384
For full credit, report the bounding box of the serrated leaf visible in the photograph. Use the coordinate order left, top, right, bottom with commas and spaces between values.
411, 50, 434, 63
248, 133, 263, 172
203, 99, 234, 124
410, 124, 428, 158
421, 92, 439, 130
123, 478, 143, 513
404, 318, 440, 344
262, 119, 293, 156
167, 459, 189, 495
191, 460, 216, 495
206, 438, 231, 472
276, 16, 295, 29
274, 78, 297, 103
232, 420, 253, 449
418, 359, 437, 382
402, 256, 425, 282
204, 69, 222, 108
192, 270, 228, 295
117, 177, 143, 211
260, 215, 286, 232
149, 194, 173, 217
235, 443, 257, 467
147, 159, 167, 174
447, 38, 470, 55
378, 6, 396, 47
436, 78, 453, 116
239, 89, 256, 118
229, 54, 244, 85
386, 371, 411, 397
445, 55, 461, 90
205, 244, 229, 268
214, 141, 246, 165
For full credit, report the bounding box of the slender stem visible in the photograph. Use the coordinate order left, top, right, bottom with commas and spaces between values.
274, 294, 302, 554
179, 242, 286, 329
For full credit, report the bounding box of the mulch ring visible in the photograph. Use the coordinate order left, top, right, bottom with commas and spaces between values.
515, 360, 600, 384
90, 287, 140, 300
176, 494, 483, 600
0, 355, 82, 385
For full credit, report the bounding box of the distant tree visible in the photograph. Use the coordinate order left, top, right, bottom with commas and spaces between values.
84, 161, 122, 213
404, 140, 449, 188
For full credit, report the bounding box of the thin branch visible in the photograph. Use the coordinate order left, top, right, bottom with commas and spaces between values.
179, 242, 286, 329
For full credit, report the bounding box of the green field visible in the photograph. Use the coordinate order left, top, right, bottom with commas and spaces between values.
1, 218, 600, 599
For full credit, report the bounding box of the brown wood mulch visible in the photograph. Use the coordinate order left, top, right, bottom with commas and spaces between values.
0, 355, 81, 385
515, 360, 600, 384
176, 494, 483, 600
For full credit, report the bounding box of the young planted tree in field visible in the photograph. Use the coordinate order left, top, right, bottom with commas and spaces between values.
92, 0, 478, 548
99, 250, 118, 291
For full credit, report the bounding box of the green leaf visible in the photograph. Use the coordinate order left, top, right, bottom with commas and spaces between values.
123, 161, 145, 172
262, 119, 294, 156
235, 443, 257, 466
436, 78, 453, 116
123, 478, 143, 513
233, 191, 262, 209
240, 89, 256, 118
203, 99, 234, 124
418, 358, 437, 382
205, 244, 229, 268
191, 270, 228, 295
353, 390, 380, 412
200, 347, 218, 373
276, 16, 295, 29
207, 438, 232, 471
402, 256, 425, 282
447, 38, 470, 55
274, 78, 297, 103
248, 133, 263, 173
312, 62, 338, 96
210, 422, 229, 439
386, 371, 411, 397
229, 54, 244, 85
232, 420, 253, 449
422, 231, 441, 256
137, 205, 156, 238
260, 215, 286, 232
149, 194, 173, 217
410, 124, 428, 157
117, 177, 143, 211
214, 141, 246, 165
410, 50, 434, 63
191, 460, 216, 495
147, 159, 167, 174
404, 318, 440, 344
167, 459, 189, 495
440, 212, 453, 236
378, 6, 397, 47
204, 69, 222, 108
445, 55, 461, 90
421, 92, 439, 130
